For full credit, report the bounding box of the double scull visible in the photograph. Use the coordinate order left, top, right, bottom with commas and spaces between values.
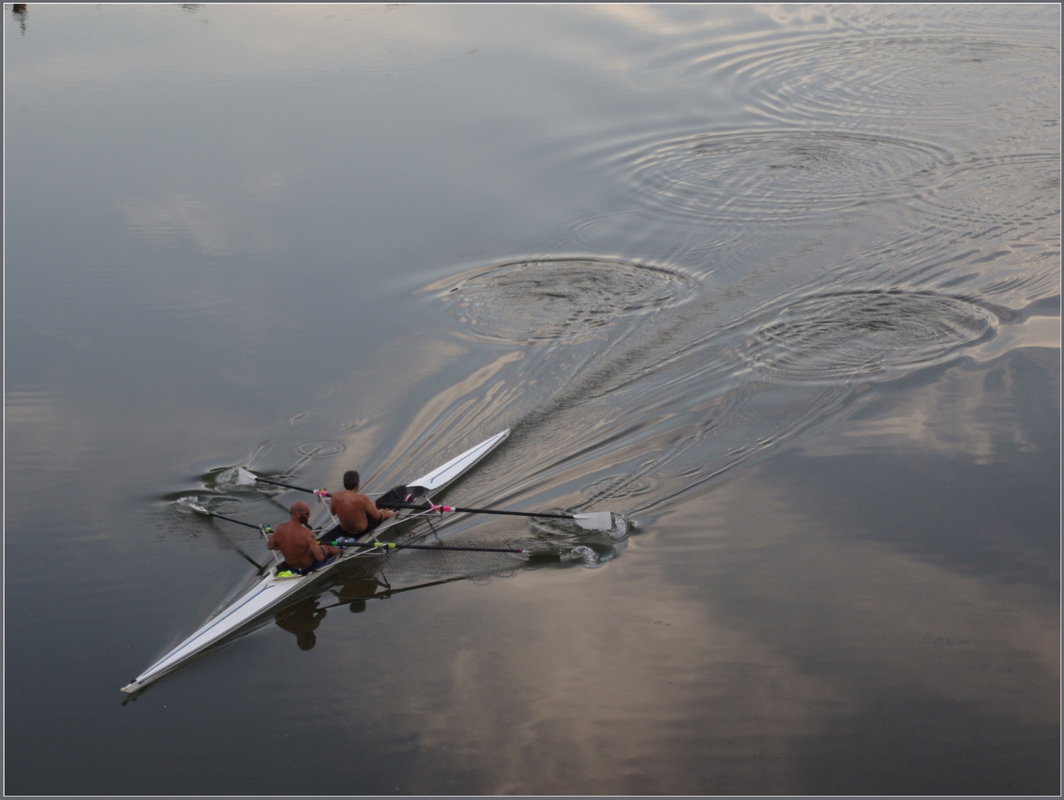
121, 429, 510, 694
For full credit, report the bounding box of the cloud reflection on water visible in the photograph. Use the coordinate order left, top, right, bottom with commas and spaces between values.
375, 349, 1057, 795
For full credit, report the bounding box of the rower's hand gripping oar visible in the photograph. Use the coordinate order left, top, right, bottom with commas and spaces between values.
379, 501, 616, 531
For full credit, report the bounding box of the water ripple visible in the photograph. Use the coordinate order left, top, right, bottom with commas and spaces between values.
916, 151, 1061, 230
744, 289, 1001, 384
426, 257, 697, 346
710, 35, 1059, 130
580, 473, 658, 504
554, 210, 745, 277
607, 128, 950, 224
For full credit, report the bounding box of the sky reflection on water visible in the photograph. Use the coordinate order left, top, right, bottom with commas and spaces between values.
4, 3, 1059, 795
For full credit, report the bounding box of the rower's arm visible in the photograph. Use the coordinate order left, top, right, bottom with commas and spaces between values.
367, 497, 393, 520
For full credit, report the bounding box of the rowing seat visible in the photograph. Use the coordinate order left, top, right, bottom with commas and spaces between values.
274, 555, 337, 577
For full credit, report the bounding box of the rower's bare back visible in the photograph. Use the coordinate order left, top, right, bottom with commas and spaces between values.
269, 522, 322, 568
330, 490, 392, 534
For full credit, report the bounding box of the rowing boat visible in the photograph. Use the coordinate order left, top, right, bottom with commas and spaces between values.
121, 429, 510, 694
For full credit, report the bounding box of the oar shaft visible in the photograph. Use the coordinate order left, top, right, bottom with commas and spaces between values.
331, 538, 524, 554
448, 505, 575, 520
204, 510, 272, 533
198, 508, 521, 552
192, 507, 279, 568
251, 473, 584, 521
235, 550, 269, 573
255, 476, 328, 496
379, 501, 575, 521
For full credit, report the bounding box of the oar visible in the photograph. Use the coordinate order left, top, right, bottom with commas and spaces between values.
378, 501, 616, 531
246, 472, 329, 496
243, 469, 620, 531
189, 505, 274, 535
187, 502, 525, 555
321, 575, 468, 610
185, 502, 276, 571
329, 537, 526, 555
245, 472, 384, 500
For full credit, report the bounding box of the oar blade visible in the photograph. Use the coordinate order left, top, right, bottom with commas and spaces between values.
235, 467, 258, 486
571, 511, 614, 529
572, 511, 629, 533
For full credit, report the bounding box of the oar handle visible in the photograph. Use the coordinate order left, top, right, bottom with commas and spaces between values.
379, 501, 575, 521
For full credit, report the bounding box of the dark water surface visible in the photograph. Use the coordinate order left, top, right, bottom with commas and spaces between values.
4, 4, 1059, 796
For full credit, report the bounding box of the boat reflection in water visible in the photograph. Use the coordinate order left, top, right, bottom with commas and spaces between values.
274, 597, 328, 651
268, 519, 632, 653
272, 572, 467, 651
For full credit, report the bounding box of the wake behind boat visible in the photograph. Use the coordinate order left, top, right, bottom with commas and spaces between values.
121, 429, 511, 694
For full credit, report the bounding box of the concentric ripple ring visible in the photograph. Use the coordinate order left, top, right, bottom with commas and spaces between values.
612, 129, 951, 224
715, 35, 1059, 128
428, 257, 697, 346
744, 289, 1001, 384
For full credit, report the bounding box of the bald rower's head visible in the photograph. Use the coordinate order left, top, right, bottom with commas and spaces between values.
290, 501, 311, 525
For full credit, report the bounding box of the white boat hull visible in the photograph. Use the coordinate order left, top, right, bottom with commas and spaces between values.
122, 429, 509, 694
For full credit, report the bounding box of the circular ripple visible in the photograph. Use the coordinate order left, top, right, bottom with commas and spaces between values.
297, 440, 346, 458
917, 152, 1060, 229
432, 257, 696, 345
722, 35, 1059, 129
745, 290, 1000, 384
615, 129, 949, 224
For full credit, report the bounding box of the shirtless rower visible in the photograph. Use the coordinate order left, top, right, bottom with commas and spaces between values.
267, 501, 341, 571
329, 470, 395, 538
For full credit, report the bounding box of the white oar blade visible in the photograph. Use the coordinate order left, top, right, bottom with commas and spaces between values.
186, 501, 211, 516
208, 465, 259, 490
572, 511, 627, 533
235, 467, 258, 486
173, 496, 210, 516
